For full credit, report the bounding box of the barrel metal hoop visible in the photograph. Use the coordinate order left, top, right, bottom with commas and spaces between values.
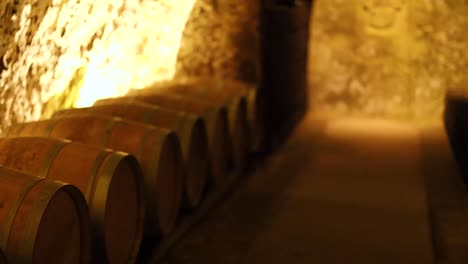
17, 181, 62, 264
138, 126, 155, 159
88, 152, 124, 260
144, 132, 166, 232
110, 101, 132, 120
38, 141, 69, 179
204, 109, 220, 147
118, 155, 145, 263
60, 185, 92, 264
44, 118, 61, 137
138, 125, 158, 213
4, 124, 25, 137
173, 112, 192, 159
174, 111, 189, 131
84, 151, 109, 199
159, 133, 182, 233
140, 103, 162, 124
100, 118, 119, 147
0, 177, 45, 252
142, 108, 156, 124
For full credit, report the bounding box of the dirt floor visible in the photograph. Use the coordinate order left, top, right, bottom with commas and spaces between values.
160, 112, 468, 264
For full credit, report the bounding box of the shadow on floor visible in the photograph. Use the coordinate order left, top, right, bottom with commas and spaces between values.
160, 113, 468, 264
419, 123, 468, 264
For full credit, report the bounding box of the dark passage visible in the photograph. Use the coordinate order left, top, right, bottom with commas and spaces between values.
160, 111, 468, 264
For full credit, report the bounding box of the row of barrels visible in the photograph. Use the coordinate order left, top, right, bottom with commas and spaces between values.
0, 77, 258, 263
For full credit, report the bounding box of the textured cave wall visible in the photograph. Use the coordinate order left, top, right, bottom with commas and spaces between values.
0, 0, 197, 131
175, 0, 261, 84
308, 0, 468, 119
0, 0, 261, 133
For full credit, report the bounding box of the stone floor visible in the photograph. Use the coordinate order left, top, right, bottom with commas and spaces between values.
160, 112, 468, 264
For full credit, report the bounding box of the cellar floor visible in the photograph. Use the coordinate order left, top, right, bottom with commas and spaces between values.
159, 112, 468, 264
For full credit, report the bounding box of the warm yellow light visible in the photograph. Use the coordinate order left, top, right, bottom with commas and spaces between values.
74, 0, 197, 107
308, 0, 468, 119
0, 0, 198, 115
75, 64, 126, 108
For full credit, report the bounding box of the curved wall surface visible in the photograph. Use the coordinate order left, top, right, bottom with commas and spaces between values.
308, 0, 468, 119
0, 0, 260, 132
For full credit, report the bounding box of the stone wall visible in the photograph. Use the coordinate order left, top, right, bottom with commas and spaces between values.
0, 0, 260, 132
308, 0, 468, 119
175, 0, 261, 84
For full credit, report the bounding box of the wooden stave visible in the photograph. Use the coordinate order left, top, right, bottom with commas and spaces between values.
0, 137, 145, 264
192, 79, 260, 153
55, 101, 210, 208
133, 77, 260, 152
7, 115, 183, 237
186, 78, 260, 152
0, 167, 92, 264
130, 86, 249, 172
94, 95, 232, 186
181, 117, 210, 206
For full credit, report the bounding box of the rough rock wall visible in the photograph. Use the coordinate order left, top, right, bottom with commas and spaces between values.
0, 0, 198, 132
0, 0, 260, 133
308, 0, 468, 119
175, 0, 261, 84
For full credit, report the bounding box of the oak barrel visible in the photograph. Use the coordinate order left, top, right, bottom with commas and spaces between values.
96, 95, 232, 186
7, 115, 184, 236
0, 167, 91, 264
190, 78, 260, 153
54, 102, 210, 208
130, 85, 249, 172
148, 77, 260, 152
0, 138, 144, 263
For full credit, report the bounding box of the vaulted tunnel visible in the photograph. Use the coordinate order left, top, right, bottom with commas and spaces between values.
0, 0, 468, 263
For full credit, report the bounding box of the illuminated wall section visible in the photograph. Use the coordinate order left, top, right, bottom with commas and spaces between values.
0, 0, 197, 131
76, 0, 199, 108
0, 0, 260, 133
308, 0, 468, 119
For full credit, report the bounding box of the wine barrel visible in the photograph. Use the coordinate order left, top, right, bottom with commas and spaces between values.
0, 138, 144, 264
147, 77, 255, 96
196, 79, 260, 153
54, 102, 210, 208
130, 85, 249, 172
6, 115, 183, 236
96, 95, 232, 186
0, 167, 91, 264
147, 77, 260, 151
